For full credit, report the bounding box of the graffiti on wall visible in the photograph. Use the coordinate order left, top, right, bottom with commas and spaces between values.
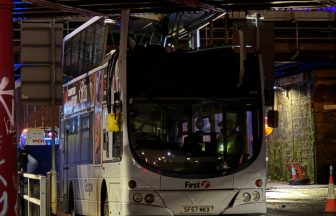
0, 159, 8, 216
0, 77, 14, 134
0, 76, 15, 215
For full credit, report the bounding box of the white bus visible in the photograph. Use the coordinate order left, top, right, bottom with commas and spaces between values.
59, 10, 275, 216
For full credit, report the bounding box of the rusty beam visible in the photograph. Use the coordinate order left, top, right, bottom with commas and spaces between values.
275, 42, 336, 52
22, 0, 105, 17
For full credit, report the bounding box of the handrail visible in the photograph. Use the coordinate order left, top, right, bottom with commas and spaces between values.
19, 172, 48, 216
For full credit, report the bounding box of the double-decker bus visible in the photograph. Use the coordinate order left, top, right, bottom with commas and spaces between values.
59, 10, 275, 216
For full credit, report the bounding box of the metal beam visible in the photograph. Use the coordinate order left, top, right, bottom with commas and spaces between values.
168, 0, 225, 12
22, 0, 105, 17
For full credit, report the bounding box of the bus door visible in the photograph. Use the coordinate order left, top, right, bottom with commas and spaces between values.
63, 117, 78, 201
62, 120, 69, 200
102, 106, 114, 161
58, 120, 67, 203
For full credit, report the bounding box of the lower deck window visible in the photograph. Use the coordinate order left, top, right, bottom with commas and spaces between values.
66, 113, 93, 164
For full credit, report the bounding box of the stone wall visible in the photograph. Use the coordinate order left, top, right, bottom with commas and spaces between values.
267, 72, 315, 183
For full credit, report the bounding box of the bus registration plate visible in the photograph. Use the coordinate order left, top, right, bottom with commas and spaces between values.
182, 205, 214, 214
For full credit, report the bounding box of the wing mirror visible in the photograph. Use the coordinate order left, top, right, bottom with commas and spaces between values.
267, 110, 278, 128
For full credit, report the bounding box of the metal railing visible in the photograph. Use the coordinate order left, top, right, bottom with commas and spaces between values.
18, 172, 49, 216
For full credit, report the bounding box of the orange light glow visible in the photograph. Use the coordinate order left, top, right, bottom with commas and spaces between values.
264, 117, 273, 136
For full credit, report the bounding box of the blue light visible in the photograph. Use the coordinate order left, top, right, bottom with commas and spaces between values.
13, 7, 30, 11
13, 17, 26, 21
13, 1, 32, 5
45, 138, 59, 145
319, 7, 336, 12
275, 61, 335, 78
14, 64, 22, 72
13, 0, 32, 16
274, 7, 336, 13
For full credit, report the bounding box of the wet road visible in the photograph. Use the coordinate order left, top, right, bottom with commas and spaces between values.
265, 181, 329, 216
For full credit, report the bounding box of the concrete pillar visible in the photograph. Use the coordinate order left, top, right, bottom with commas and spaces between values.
0, 1, 18, 215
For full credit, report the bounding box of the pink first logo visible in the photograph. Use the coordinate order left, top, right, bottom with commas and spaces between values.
201, 180, 211, 189
185, 180, 211, 189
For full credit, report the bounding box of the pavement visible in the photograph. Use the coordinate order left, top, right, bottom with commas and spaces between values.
266, 180, 330, 216
266, 180, 328, 190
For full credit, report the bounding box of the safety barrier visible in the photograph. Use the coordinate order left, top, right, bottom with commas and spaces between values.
18, 172, 49, 216
325, 165, 336, 212
287, 162, 309, 185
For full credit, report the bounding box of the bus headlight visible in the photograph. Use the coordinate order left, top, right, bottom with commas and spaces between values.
252, 191, 260, 201
133, 193, 143, 202
242, 192, 251, 202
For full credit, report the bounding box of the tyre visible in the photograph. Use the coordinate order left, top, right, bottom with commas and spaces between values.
69, 187, 75, 216
101, 184, 109, 216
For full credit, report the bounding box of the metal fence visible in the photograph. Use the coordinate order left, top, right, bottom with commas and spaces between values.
18, 172, 50, 216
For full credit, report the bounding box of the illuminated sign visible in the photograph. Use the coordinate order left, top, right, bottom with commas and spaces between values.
27, 129, 45, 145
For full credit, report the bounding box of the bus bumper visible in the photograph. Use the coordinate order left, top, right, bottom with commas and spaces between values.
222, 202, 267, 214
123, 202, 266, 215
122, 203, 174, 216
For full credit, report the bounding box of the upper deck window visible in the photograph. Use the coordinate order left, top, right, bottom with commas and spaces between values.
63, 18, 105, 79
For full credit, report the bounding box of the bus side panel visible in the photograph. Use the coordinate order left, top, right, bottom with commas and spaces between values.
108, 180, 122, 216
233, 138, 266, 188
68, 164, 99, 215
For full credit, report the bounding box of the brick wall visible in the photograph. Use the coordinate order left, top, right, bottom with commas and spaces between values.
15, 87, 60, 137
312, 68, 336, 183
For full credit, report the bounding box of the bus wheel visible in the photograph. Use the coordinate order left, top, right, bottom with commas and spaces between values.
69, 187, 75, 216
101, 184, 109, 216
